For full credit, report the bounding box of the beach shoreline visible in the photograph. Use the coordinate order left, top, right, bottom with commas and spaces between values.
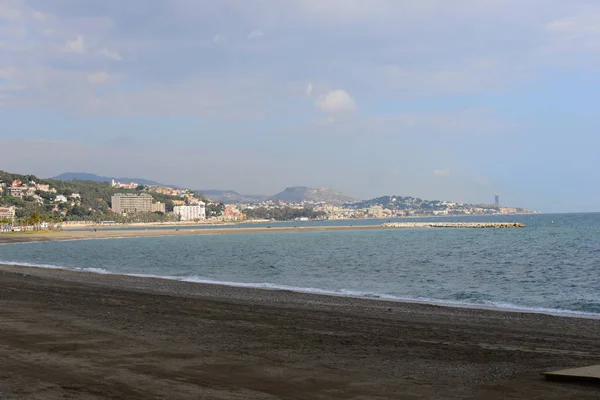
59, 220, 273, 230
1, 262, 597, 321
0, 264, 599, 399
0, 221, 525, 244
57, 213, 540, 230
0, 225, 394, 244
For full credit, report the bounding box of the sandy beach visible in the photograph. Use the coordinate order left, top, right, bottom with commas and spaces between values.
0, 263, 598, 399
0, 221, 526, 245
0, 225, 388, 244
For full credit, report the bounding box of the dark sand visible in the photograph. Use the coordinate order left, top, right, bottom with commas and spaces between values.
0, 264, 599, 399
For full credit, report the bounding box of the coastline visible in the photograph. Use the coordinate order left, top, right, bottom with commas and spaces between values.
57, 213, 538, 229
59, 220, 271, 230
0, 221, 526, 245
1, 262, 597, 320
1, 263, 597, 320
0, 264, 598, 399
2, 223, 592, 320
0, 225, 390, 244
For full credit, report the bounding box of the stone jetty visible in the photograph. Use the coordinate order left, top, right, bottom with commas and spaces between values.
381, 222, 525, 229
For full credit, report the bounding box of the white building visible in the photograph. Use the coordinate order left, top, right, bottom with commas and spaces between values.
0, 206, 16, 221
55, 194, 68, 202
8, 187, 23, 198
173, 203, 206, 221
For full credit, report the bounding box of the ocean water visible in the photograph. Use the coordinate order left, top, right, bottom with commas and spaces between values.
1, 213, 599, 317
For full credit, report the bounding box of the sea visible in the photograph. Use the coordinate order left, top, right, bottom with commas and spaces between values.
1, 213, 599, 318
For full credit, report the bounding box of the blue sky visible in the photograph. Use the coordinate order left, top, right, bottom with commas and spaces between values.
1, 0, 600, 212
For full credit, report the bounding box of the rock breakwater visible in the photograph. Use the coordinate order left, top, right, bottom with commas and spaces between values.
381, 222, 525, 229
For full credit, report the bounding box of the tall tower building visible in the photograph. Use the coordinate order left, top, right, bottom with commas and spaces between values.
494, 194, 500, 207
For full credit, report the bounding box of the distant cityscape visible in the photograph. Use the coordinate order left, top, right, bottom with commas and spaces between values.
0, 170, 537, 230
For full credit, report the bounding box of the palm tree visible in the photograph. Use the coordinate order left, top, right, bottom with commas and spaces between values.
50, 216, 59, 230
29, 211, 42, 231
0, 217, 12, 232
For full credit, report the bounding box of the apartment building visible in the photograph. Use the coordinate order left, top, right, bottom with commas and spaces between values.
111, 193, 153, 214
173, 203, 206, 221
8, 187, 23, 198
0, 206, 16, 221
151, 202, 166, 213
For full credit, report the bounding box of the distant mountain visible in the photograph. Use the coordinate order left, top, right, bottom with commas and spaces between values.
197, 190, 267, 204
269, 187, 357, 205
52, 173, 167, 187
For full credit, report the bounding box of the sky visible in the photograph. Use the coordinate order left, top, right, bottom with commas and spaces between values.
1, 0, 600, 212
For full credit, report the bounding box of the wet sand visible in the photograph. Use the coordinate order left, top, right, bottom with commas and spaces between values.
0, 264, 598, 399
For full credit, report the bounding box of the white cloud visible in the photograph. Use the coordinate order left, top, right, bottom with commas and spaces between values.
32, 10, 47, 21
87, 72, 110, 84
98, 47, 122, 61
366, 108, 508, 137
370, 63, 527, 97
0, 67, 20, 80
65, 36, 87, 54
434, 169, 450, 177
316, 89, 357, 114
543, 14, 600, 53
247, 30, 264, 39
1, 0, 598, 121
0, 2, 20, 20
313, 116, 336, 126
305, 83, 313, 96
295, 0, 395, 23
475, 59, 495, 68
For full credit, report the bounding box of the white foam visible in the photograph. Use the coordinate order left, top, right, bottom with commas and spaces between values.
1, 260, 598, 320
59, 236, 130, 242
0, 236, 131, 246
0, 233, 221, 246
0, 260, 111, 274
77, 267, 111, 274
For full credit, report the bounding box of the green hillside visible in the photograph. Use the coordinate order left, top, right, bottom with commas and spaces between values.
0, 171, 186, 223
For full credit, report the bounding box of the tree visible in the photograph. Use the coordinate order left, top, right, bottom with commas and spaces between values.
206, 203, 225, 218
242, 206, 325, 221
15, 208, 26, 219
0, 218, 12, 227
29, 211, 42, 231
67, 205, 87, 218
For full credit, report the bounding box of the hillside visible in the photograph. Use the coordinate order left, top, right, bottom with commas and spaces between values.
0, 171, 185, 223
197, 190, 267, 204
52, 172, 166, 187
347, 195, 433, 210
269, 187, 357, 205
346, 195, 532, 215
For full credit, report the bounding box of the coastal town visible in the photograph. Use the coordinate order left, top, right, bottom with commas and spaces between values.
0, 170, 535, 231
